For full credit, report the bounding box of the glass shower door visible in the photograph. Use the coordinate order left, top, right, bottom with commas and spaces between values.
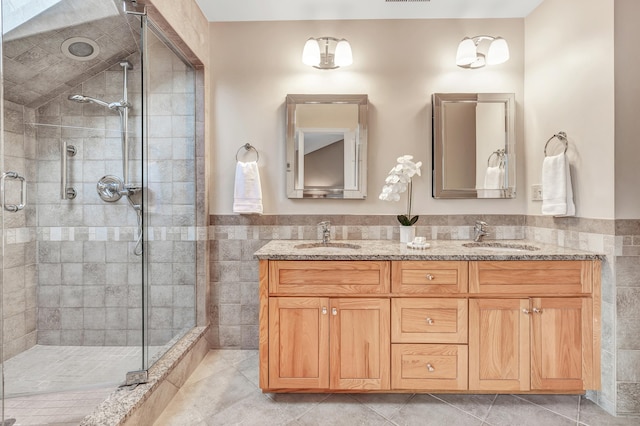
141, 18, 197, 369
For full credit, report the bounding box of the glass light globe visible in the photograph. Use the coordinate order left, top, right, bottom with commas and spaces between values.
456, 37, 477, 66
487, 37, 510, 65
334, 39, 353, 67
302, 38, 321, 66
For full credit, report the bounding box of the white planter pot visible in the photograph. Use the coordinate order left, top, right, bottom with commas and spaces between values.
399, 226, 416, 243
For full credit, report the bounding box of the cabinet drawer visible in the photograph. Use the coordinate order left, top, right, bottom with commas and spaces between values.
392, 261, 468, 294
392, 298, 468, 343
392, 344, 468, 390
469, 261, 593, 294
269, 260, 390, 294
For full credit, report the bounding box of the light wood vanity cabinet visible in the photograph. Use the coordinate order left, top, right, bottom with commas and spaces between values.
264, 261, 390, 390
259, 258, 600, 394
468, 261, 599, 392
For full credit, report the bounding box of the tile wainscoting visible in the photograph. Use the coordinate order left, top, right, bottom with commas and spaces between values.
208, 213, 639, 417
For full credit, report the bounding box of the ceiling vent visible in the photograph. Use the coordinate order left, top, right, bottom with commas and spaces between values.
61, 37, 100, 61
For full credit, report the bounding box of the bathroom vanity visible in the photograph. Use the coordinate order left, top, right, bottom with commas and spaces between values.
254, 240, 602, 394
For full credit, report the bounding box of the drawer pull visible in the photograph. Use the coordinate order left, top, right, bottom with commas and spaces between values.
522, 308, 531, 315
332, 307, 338, 316
425, 273, 435, 280
426, 317, 434, 325
322, 307, 327, 315
533, 307, 543, 314
426, 363, 435, 372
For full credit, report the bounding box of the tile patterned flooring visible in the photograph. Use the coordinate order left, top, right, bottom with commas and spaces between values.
2, 345, 160, 425
3, 387, 114, 426
155, 350, 640, 426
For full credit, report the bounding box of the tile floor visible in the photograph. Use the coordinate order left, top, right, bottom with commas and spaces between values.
2, 386, 114, 426
3, 345, 148, 396
155, 350, 640, 426
2, 345, 161, 425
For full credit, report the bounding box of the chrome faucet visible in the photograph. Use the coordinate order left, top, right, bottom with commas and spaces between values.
318, 221, 331, 244
473, 221, 489, 242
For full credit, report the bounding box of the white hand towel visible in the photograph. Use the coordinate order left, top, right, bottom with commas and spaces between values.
478, 166, 504, 198
233, 161, 263, 214
541, 153, 575, 217
483, 166, 504, 189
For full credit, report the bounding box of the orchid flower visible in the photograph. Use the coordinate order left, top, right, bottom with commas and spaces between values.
378, 155, 423, 226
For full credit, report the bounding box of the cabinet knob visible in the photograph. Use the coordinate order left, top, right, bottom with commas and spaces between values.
332, 307, 338, 316
426, 363, 435, 372
533, 307, 543, 314
322, 307, 327, 315
426, 273, 435, 281
426, 317, 434, 325
522, 308, 531, 315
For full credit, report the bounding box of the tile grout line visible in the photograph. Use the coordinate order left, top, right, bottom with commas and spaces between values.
511, 394, 581, 423
428, 393, 497, 425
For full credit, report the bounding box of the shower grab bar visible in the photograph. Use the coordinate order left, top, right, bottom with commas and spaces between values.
1, 171, 27, 212
61, 142, 77, 200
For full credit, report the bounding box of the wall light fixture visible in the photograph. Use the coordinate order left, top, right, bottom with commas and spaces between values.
456, 35, 509, 69
302, 37, 353, 70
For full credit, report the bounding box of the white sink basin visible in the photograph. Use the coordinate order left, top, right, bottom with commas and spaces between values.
294, 242, 361, 250
462, 242, 540, 252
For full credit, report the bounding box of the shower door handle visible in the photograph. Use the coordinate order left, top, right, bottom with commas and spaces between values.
61, 142, 77, 199
1, 171, 27, 212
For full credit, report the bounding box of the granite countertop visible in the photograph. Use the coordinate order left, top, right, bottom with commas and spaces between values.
254, 239, 604, 261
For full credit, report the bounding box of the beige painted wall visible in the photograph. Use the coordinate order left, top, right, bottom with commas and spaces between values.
524, 0, 615, 219
210, 19, 525, 216
614, 0, 640, 219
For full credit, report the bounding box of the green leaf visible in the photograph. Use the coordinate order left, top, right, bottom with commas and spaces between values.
397, 215, 419, 226
397, 215, 411, 226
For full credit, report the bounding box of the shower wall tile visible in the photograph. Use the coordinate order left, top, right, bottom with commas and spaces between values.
61, 330, 84, 346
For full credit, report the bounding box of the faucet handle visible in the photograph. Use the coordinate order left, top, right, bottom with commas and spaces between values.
318, 221, 331, 230
475, 220, 488, 229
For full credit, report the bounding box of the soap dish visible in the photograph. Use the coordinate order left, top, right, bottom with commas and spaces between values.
407, 242, 431, 250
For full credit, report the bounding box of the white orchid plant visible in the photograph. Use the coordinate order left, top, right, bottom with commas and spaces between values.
379, 155, 423, 226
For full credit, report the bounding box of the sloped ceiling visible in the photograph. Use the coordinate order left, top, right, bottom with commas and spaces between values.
2, 0, 140, 109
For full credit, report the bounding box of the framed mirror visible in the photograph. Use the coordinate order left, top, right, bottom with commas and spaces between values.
286, 94, 368, 199
432, 93, 516, 199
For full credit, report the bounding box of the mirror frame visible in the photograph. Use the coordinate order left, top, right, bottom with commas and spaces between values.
432, 93, 516, 199
286, 94, 368, 199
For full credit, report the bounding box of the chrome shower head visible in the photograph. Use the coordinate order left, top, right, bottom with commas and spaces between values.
68, 94, 112, 109
68, 94, 91, 103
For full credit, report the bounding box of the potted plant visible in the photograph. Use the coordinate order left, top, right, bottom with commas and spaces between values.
379, 155, 422, 243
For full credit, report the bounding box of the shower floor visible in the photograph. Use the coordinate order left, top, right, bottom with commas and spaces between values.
3, 345, 162, 396
2, 345, 162, 425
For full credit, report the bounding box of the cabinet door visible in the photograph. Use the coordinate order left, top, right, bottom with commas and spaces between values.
469, 299, 530, 391
330, 298, 390, 390
531, 297, 593, 391
269, 297, 329, 389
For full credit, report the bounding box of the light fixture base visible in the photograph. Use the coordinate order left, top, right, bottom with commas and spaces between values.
302, 36, 352, 70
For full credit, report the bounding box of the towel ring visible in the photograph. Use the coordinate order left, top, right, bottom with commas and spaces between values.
235, 143, 260, 162
487, 149, 505, 167
544, 132, 568, 156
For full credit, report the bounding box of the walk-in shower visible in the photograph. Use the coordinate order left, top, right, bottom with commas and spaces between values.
1, 0, 199, 424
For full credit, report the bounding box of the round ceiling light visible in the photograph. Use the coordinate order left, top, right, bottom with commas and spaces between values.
61, 37, 100, 61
